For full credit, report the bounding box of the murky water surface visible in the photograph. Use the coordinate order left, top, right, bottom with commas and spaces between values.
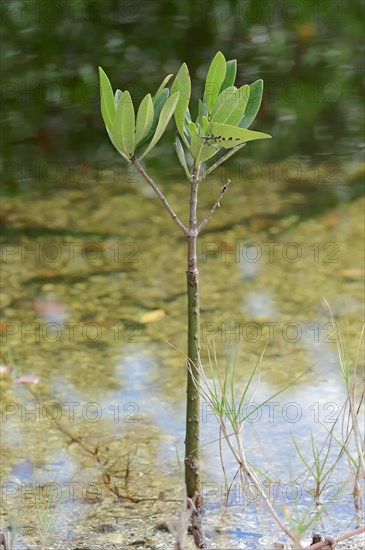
1, 161, 364, 548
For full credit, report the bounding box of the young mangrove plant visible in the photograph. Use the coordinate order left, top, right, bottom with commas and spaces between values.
98, 51, 271, 545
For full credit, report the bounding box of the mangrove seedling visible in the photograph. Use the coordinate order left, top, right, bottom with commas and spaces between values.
98, 51, 271, 546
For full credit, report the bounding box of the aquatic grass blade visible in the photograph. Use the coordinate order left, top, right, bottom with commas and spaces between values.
291, 434, 315, 478
240, 364, 315, 424
236, 346, 266, 421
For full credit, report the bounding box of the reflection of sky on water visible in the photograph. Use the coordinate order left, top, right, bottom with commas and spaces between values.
9, 454, 75, 484
43, 337, 359, 506
14, 344, 187, 458
241, 291, 277, 318
299, 320, 345, 384
238, 247, 261, 281
5, 450, 88, 549
101, 344, 186, 439
4, 328, 362, 548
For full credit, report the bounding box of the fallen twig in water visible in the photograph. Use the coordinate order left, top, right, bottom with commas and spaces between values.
303, 525, 365, 549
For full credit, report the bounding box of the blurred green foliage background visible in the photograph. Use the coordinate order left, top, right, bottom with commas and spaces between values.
2, 0, 364, 187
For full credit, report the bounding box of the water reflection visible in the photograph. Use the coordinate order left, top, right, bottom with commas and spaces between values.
241, 291, 277, 318
33, 294, 69, 323
1, 169, 363, 547
108, 344, 186, 438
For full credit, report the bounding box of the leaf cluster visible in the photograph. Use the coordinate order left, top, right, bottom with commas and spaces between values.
99, 51, 271, 173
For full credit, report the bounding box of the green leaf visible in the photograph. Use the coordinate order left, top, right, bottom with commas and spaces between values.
211, 86, 236, 116
153, 74, 173, 104
211, 85, 249, 126
183, 107, 192, 139
201, 115, 210, 135
171, 63, 191, 144
135, 93, 154, 145
196, 99, 208, 125
190, 133, 219, 162
99, 67, 116, 132
210, 122, 271, 148
204, 51, 227, 114
189, 115, 220, 163
114, 89, 122, 106
223, 86, 250, 126
189, 131, 200, 158
137, 88, 169, 147
200, 143, 220, 162
187, 121, 197, 134
239, 79, 264, 129
140, 91, 180, 159
220, 59, 237, 93
174, 136, 190, 179
111, 91, 135, 158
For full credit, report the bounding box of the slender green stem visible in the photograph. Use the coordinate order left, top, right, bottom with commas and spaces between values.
130, 155, 238, 545
185, 268, 201, 498
197, 179, 231, 233
200, 143, 246, 180
131, 156, 189, 235
185, 166, 202, 506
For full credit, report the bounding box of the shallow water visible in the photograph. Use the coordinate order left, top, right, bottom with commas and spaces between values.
1, 160, 364, 549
